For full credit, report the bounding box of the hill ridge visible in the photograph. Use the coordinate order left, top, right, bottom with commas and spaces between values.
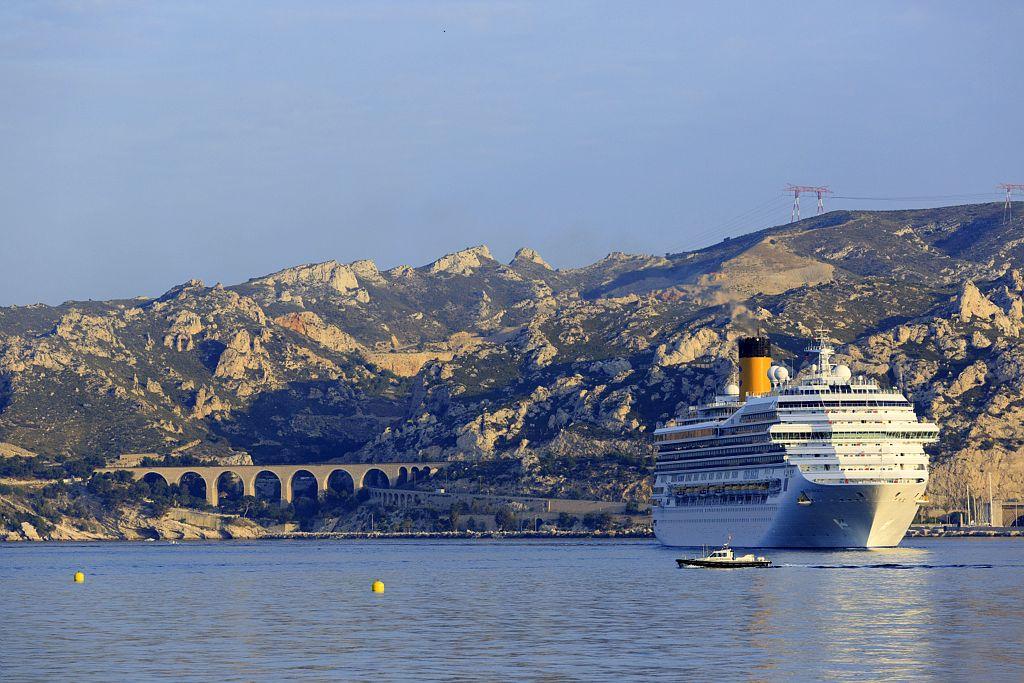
1, 201, 1022, 512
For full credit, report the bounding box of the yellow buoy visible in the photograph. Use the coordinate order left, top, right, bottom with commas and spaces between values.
73, 571, 85, 583
371, 580, 385, 593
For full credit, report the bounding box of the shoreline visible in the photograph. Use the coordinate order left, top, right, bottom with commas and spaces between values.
9, 525, 1024, 544
0, 528, 657, 543
264, 529, 655, 541
907, 525, 1023, 538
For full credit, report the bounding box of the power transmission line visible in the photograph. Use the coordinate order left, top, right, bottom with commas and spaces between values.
831, 193, 1000, 201
674, 195, 790, 253
673, 187, 1008, 257
704, 195, 789, 235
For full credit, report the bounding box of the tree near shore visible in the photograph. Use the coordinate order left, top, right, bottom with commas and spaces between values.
494, 506, 517, 531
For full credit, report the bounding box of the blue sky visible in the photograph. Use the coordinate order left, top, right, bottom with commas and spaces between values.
1, 1, 1022, 305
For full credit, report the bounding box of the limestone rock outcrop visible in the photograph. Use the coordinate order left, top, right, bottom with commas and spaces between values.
273, 312, 361, 353
654, 328, 721, 366
214, 329, 273, 384
959, 281, 1002, 321
511, 247, 553, 270
163, 310, 204, 351
362, 351, 454, 378
428, 245, 495, 276
254, 260, 359, 293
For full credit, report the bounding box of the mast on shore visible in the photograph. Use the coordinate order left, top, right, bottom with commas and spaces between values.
988, 471, 994, 527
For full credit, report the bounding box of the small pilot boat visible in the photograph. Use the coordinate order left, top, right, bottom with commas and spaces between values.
676, 545, 771, 569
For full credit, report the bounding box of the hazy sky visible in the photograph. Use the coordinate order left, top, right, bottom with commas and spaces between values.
2, 2, 1022, 305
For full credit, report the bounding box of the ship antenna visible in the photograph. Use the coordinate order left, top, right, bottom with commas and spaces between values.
811, 326, 834, 377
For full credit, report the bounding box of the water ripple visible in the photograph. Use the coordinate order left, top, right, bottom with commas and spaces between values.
1, 538, 1023, 681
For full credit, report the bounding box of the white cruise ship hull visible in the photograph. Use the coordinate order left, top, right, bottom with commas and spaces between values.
653, 476, 925, 549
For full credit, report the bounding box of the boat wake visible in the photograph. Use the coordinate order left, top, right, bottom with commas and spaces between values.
782, 562, 999, 570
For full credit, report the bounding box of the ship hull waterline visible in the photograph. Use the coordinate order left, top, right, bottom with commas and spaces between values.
653, 478, 925, 549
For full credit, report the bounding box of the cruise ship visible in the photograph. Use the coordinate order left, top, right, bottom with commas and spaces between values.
651, 331, 938, 548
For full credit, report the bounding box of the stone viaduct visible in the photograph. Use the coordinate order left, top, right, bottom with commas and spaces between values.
99, 462, 446, 508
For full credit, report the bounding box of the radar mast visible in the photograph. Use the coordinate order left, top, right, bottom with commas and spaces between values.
806, 327, 835, 377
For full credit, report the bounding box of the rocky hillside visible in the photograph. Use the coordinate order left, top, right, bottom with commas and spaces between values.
2, 202, 1024, 509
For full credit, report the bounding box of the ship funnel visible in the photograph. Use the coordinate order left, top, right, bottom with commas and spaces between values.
738, 335, 771, 401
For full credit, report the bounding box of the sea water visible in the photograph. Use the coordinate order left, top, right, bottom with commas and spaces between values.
2, 538, 1022, 681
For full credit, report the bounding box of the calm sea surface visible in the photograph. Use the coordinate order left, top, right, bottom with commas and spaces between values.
2, 538, 1023, 682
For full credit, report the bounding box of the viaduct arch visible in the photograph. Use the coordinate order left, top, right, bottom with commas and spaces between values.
99, 462, 446, 508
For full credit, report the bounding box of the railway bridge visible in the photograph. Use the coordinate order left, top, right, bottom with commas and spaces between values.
99, 462, 446, 508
